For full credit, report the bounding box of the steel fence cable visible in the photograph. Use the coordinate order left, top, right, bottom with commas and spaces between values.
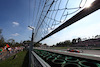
32, 0, 88, 42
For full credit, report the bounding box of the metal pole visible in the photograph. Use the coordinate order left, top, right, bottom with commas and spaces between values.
29, 28, 34, 67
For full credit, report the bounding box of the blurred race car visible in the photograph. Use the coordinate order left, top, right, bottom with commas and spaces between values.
67, 49, 83, 53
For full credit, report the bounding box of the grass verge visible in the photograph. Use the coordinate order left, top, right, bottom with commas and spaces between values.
0, 50, 29, 67
50, 47, 69, 49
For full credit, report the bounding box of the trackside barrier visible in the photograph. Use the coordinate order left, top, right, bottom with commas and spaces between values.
33, 49, 100, 67
31, 51, 51, 67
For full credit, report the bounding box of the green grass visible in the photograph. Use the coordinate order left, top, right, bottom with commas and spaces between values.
93, 49, 100, 50
50, 47, 69, 49
0, 50, 29, 67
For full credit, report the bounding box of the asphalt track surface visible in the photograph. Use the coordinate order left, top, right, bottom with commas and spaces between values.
80, 50, 100, 55
60, 49, 100, 55
57, 49, 100, 58
62, 49, 100, 60
36, 48, 100, 61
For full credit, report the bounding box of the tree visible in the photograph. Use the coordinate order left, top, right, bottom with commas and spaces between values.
7, 39, 15, 46
0, 29, 2, 35
44, 43, 47, 46
23, 40, 31, 46
0, 29, 2, 39
64, 40, 72, 46
95, 35, 100, 39
77, 37, 81, 43
0, 29, 5, 47
34, 43, 42, 47
0, 37, 5, 47
55, 40, 72, 47
72, 39, 77, 44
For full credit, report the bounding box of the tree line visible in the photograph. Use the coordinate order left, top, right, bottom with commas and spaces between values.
1, 28, 100, 47
0, 29, 23, 47
53, 35, 100, 47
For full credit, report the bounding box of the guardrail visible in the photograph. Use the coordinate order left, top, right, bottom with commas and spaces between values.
31, 51, 51, 67
32, 49, 100, 67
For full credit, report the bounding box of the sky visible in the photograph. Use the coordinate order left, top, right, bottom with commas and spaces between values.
0, 0, 100, 45
41, 9, 100, 45
0, 0, 33, 42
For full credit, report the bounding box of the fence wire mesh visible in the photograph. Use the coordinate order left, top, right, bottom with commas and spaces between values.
31, 0, 88, 42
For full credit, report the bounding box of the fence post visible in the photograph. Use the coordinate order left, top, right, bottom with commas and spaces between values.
29, 26, 34, 67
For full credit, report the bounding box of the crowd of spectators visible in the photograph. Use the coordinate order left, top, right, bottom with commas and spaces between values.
0, 44, 24, 61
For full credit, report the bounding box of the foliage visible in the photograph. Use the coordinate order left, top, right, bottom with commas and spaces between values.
34, 42, 42, 47
23, 40, 31, 44
72, 39, 77, 44
7, 39, 15, 46
0, 29, 5, 47
56, 40, 72, 47
11, 42, 23, 47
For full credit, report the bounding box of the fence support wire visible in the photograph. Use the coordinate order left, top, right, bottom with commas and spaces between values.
30, 0, 100, 44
